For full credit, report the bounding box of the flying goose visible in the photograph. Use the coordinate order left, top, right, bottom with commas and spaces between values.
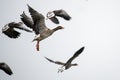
46, 9, 71, 24
45, 46, 85, 73
2, 22, 32, 38
0, 62, 13, 75
20, 5, 64, 51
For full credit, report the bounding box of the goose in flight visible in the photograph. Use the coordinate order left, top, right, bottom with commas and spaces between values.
20, 5, 64, 51
2, 22, 32, 38
46, 9, 71, 24
45, 46, 85, 73
0, 62, 13, 75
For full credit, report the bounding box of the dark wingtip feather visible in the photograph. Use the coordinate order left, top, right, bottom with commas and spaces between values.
44, 57, 51, 61
50, 17, 59, 24
62, 14, 71, 20
3, 30, 20, 39
27, 4, 30, 8
0, 63, 13, 75
78, 46, 85, 53
53, 9, 72, 21
44, 57, 55, 63
65, 16, 71, 20
27, 4, 36, 13
27, 4, 32, 11
72, 46, 85, 58
81, 46, 85, 50
20, 11, 34, 29
4, 68, 13, 75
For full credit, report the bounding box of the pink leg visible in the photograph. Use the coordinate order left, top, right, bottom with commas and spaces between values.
36, 41, 40, 51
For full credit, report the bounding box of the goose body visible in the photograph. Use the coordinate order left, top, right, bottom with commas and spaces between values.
45, 46, 85, 72
20, 5, 64, 51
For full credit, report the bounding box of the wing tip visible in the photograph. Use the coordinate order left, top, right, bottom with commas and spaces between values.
44, 56, 47, 59
3, 30, 20, 39
79, 46, 85, 54
0, 63, 13, 75
80, 46, 85, 51
50, 17, 59, 24
44, 56, 50, 61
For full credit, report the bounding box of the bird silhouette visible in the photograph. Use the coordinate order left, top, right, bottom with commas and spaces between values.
2, 22, 32, 38
20, 5, 64, 51
46, 9, 71, 24
45, 46, 85, 73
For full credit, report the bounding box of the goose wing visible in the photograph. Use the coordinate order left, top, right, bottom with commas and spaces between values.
20, 11, 34, 29
0, 63, 13, 75
44, 57, 65, 65
53, 9, 71, 20
2, 24, 20, 38
27, 4, 47, 35
2, 22, 32, 38
48, 16, 59, 24
46, 11, 59, 24
65, 47, 85, 65
13, 22, 32, 32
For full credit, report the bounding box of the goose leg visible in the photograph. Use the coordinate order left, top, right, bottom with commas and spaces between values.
57, 66, 65, 73
36, 41, 40, 51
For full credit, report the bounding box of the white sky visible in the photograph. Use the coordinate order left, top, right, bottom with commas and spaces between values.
1, 0, 120, 80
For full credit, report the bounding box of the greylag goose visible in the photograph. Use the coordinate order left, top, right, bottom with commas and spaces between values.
2, 22, 32, 38
20, 5, 64, 51
46, 9, 71, 24
0, 62, 13, 75
45, 46, 85, 73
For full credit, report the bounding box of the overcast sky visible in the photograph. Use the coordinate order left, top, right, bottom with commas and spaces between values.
1, 0, 120, 80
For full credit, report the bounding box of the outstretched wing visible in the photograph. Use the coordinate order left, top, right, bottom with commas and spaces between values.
65, 46, 85, 65
13, 22, 32, 32
47, 9, 71, 24
44, 57, 65, 65
2, 22, 32, 38
0, 63, 13, 75
27, 4, 47, 35
20, 11, 34, 29
53, 9, 71, 20
2, 24, 20, 38
46, 11, 59, 24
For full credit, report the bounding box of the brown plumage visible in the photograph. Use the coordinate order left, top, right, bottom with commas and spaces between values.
20, 5, 64, 51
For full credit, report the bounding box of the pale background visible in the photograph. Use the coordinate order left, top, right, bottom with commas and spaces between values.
1, 0, 120, 80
